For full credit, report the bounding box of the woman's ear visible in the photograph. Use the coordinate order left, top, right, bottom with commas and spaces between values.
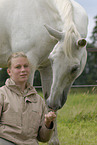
7, 68, 11, 76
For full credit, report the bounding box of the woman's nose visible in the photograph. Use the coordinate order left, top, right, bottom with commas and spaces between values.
21, 66, 25, 71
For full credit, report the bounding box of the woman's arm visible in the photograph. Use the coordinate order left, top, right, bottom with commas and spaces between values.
0, 91, 4, 118
0, 105, 2, 118
37, 101, 56, 143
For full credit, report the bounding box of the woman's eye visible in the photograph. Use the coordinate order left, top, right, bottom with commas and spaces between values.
16, 66, 21, 69
24, 65, 29, 68
15, 64, 29, 69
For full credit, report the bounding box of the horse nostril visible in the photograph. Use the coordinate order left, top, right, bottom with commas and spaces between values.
48, 105, 53, 110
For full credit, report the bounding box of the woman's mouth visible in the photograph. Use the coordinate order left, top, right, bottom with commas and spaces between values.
20, 74, 27, 77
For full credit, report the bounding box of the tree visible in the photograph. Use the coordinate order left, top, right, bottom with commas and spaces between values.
90, 15, 97, 47
0, 68, 9, 87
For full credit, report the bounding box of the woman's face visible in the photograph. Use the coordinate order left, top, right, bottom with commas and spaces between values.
7, 57, 30, 85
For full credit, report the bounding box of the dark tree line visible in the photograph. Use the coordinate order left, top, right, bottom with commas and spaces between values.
0, 68, 9, 87
0, 15, 97, 86
90, 15, 97, 46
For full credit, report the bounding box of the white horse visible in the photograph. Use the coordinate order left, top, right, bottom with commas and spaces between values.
0, 0, 88, 144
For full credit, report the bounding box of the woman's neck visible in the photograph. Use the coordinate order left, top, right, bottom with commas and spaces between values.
11, 78, 27, 92
18, 83, 27, 92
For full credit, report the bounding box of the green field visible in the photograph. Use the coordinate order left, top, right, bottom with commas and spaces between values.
39, 87, 97, 145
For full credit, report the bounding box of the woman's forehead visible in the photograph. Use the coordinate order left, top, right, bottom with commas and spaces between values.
11, 57, 29, 65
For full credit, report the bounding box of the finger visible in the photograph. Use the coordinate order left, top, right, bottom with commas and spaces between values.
45, 113, 56, 121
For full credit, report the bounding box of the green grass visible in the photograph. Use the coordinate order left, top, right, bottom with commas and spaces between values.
39, 88, 97, 145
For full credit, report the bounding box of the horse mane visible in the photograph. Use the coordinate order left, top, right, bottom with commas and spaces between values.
55, 0, 81, 57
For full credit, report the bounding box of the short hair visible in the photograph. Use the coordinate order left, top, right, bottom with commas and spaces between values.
7, 52, 28, 68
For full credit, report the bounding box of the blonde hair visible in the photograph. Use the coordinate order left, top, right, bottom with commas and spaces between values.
7, 52, 28, 68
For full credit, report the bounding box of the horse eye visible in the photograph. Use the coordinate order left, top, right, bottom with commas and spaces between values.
71, 66, 79, 74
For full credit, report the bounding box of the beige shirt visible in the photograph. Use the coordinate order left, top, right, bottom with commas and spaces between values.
0, 78, 53, 145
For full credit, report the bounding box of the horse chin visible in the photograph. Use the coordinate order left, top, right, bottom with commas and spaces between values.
46, 89, 68, 111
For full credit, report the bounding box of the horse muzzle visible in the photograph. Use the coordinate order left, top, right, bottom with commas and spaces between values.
46, 90, 67, 111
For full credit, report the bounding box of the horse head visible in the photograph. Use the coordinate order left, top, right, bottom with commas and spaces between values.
45, 24, 87, 111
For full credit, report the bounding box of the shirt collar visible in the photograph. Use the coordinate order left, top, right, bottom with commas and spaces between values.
5, 78, 38, 102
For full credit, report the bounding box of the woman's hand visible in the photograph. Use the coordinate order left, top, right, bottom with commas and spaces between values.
45, 111, 56, 129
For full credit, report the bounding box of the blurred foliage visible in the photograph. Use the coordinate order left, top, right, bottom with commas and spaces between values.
0, 68, 9, 87
74, 50, 97, 85
90, 15, 97, 46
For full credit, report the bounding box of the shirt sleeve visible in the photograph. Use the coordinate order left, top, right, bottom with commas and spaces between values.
0, 105, 2, 118
37, 100, 54, 142
0, 92, 4, 118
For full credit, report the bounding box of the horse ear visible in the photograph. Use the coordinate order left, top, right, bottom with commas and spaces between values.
44, 24, 64, 40
77, 38, 87, 47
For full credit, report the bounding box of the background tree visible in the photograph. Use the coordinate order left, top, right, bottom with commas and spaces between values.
0, 68, 9, 87
90, 15, 97, 47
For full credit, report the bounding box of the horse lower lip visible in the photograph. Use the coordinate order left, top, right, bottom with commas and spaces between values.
47, 90, 68, 110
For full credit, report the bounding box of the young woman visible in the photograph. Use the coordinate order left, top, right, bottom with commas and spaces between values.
0, 52, 56, 145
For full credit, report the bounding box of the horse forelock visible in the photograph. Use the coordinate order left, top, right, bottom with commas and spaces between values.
63, 24, 80, 58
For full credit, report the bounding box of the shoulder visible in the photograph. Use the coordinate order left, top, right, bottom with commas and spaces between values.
0, 84, 11, 102
0, 84, 10, 95
0, 85, 7, 93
